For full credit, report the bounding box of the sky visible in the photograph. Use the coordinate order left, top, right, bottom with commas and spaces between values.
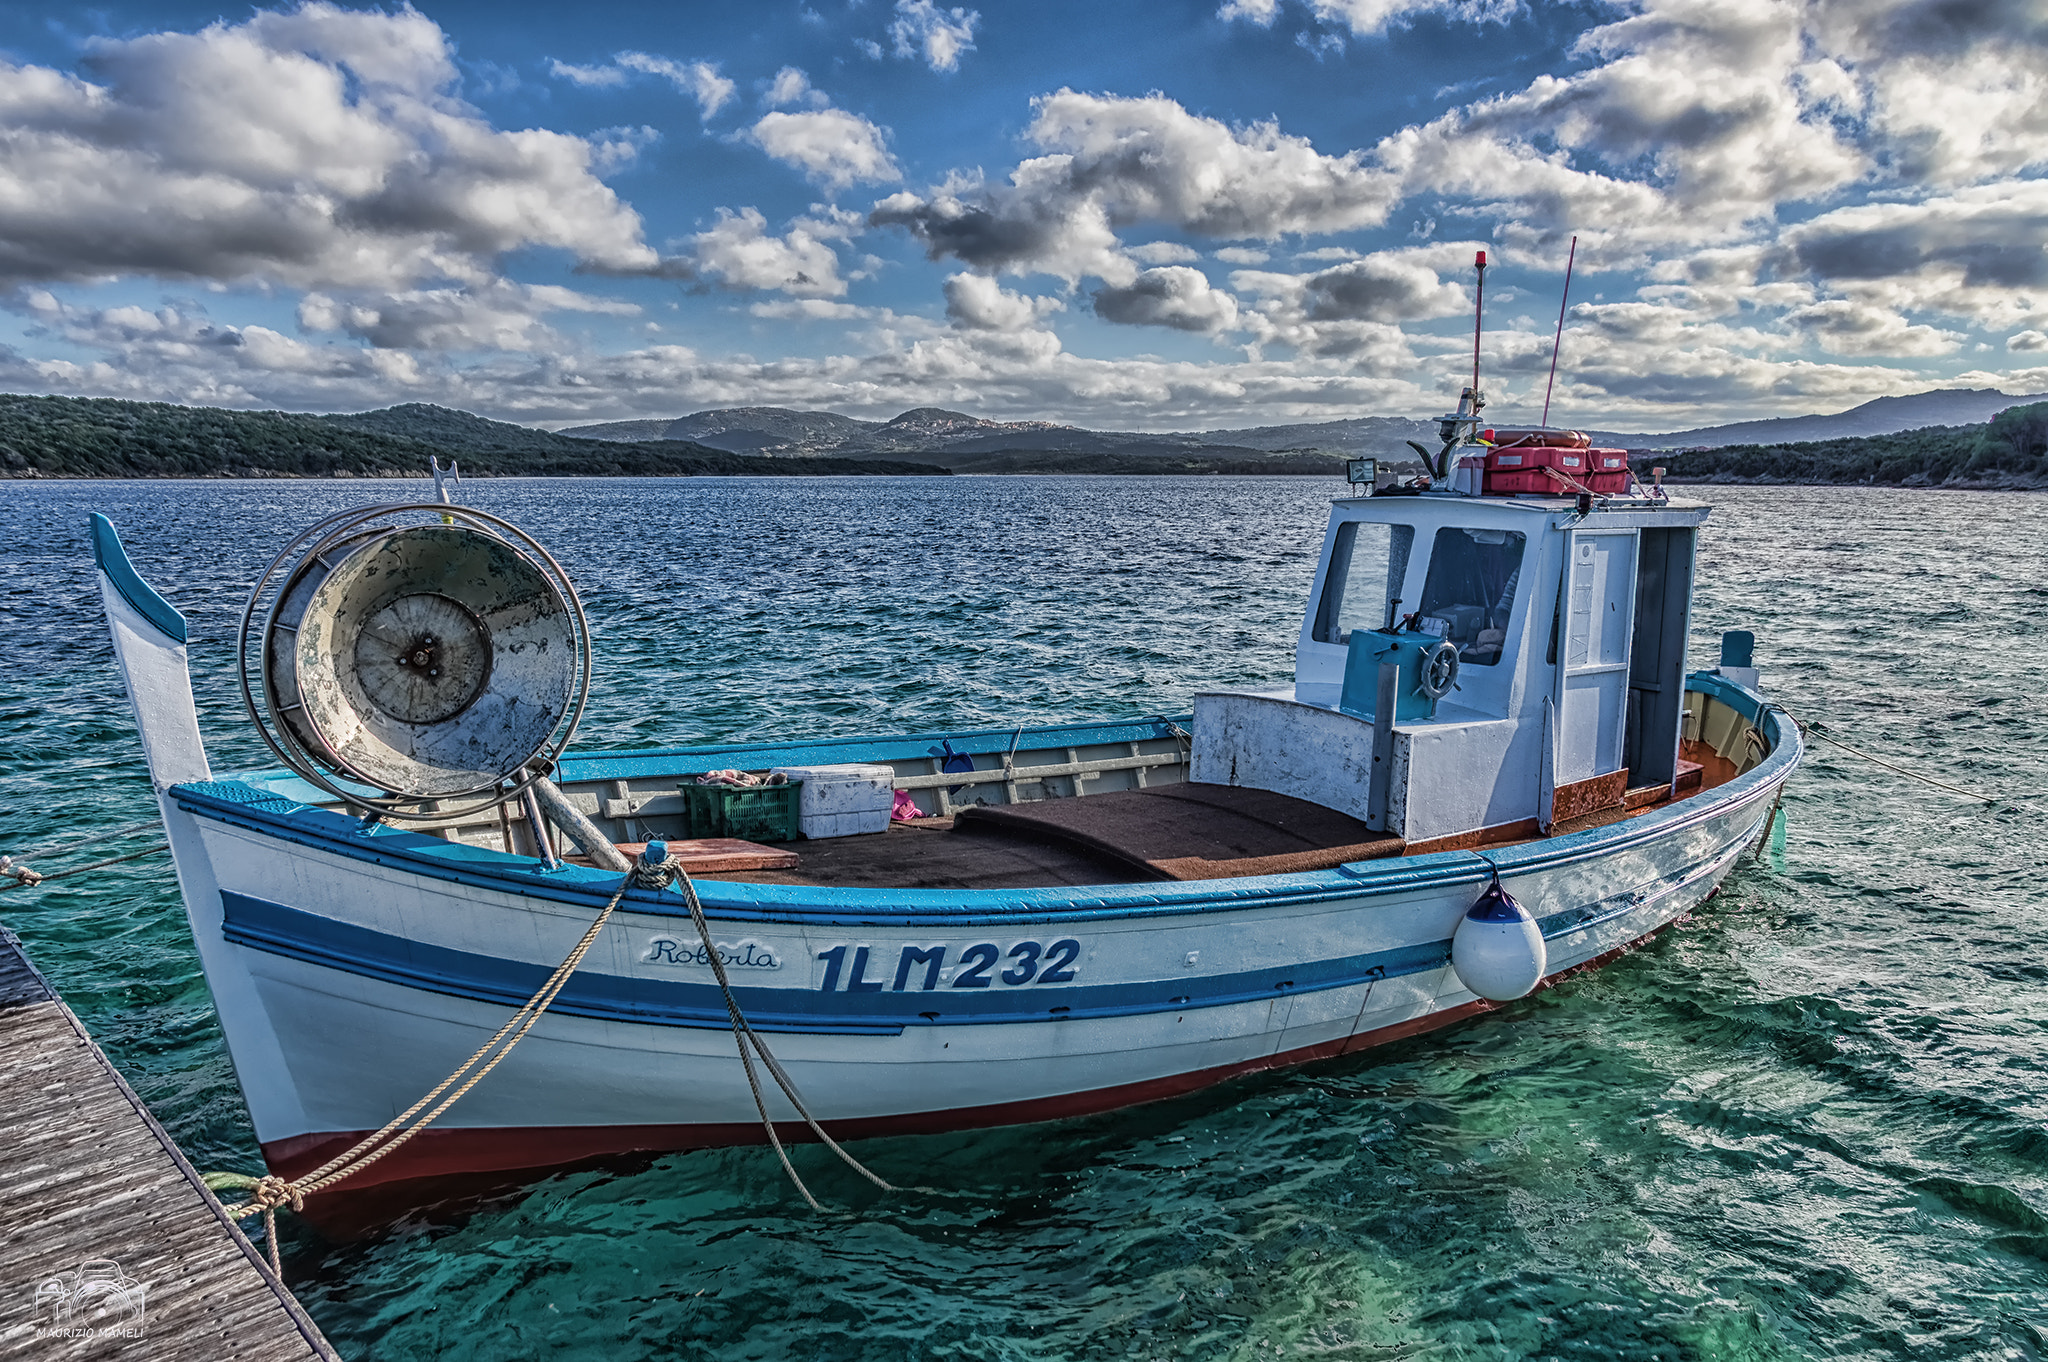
1, 0, 2045, 433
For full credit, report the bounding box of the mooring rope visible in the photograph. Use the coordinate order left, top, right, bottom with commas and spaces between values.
665, 858, 897, 1209
2, 843, 169, 891
214, 845, 895, 1263
1803, 720, 2038, 806
8, 820, 164, 862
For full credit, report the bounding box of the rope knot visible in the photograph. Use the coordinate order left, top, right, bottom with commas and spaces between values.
1, 857, 42, 887
251, 1175, 304, 1213
627, 841, 685, 891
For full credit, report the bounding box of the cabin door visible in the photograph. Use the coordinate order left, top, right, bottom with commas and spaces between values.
1623, 526, 1697, 791
1553, 530, 1639, 787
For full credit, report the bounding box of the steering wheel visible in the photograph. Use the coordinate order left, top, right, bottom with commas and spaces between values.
1418, 639, 1461, 701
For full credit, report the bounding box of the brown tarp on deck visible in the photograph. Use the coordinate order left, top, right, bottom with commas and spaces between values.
954, 782, 1403, 881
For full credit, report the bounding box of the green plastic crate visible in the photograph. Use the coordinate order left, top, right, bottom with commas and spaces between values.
679, 780, 801, 843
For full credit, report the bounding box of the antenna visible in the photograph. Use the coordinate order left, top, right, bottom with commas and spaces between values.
1541, 236, 1578, 428
1427, 250, 1494, 482
1470, 249, 1487, 398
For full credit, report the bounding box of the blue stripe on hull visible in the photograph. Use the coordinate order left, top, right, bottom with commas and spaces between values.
220, 890, 1454, 1033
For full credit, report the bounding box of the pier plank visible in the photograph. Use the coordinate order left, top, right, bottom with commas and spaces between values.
0, 929, 338, 1360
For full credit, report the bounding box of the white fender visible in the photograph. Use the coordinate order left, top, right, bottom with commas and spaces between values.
1450, 879, 1547, 1001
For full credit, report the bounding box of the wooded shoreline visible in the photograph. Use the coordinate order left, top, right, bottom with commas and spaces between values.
6, 392, 2045, 486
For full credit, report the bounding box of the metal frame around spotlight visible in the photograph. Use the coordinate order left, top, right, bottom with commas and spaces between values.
236, 503, 592, 823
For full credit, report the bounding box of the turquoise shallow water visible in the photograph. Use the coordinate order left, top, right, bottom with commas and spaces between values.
4, 476, 2047, 1360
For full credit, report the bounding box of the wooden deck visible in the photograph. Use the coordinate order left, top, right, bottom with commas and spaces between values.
0, 928, 339, 1360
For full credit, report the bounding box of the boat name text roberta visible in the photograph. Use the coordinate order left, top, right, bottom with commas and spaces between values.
639, 937, 783, 970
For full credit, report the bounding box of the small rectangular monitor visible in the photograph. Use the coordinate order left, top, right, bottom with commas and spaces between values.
1346, 457, 1378, 491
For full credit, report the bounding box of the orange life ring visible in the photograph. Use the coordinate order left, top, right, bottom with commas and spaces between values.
1483, 427, 1590, 449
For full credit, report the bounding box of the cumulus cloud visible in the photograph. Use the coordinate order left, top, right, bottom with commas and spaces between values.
1784, 298, 1963, 356
1129, 241, 1200, 264
551, 51, 736, 118
615, 52, 738, 118
13, 289, 431, 402
1092, 266, 1242, 332
675, 207, 854, 296
944, 273, 1065, 331
748, 298, 889, 322
1367, 5, 1863, 262
763, 66, 827, 109
549, 59, 627, 88
296, 281, 637, 351
1223, 246, 1472, 357
1774, 181, 2048, 330
2010, 330, 2048, 353
872, 90, 1399, 281
890, 0, 980, 72
1236, 246, 1469, 324
749, 108, 901, 190
1782, 182, 2048, 291
1812, 0, 2048, 185
1221, 0, 1520, 33
0, 5, 661, 290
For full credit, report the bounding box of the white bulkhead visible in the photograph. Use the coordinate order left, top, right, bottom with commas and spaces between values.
1192, 491, 1710, 844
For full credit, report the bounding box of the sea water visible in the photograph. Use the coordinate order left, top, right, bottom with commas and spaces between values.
3, 476, 2045, 1360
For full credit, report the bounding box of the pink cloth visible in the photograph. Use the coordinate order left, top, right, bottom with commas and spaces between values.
892, 789, 924, 821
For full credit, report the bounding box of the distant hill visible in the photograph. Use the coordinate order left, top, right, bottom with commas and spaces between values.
563, 402, 1425, 465
562, 389, 2048, 467
324, 402, 653, 458
0, 396, 946, 479
1593, 388, 2048, 450
1173, 414, 1440, 454
1633, 402, 2048, 488
536, 417, 672, 443
652, 406, 884, 452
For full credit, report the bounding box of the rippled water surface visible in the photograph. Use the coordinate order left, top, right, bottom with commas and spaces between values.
4, 476, 2046, 1360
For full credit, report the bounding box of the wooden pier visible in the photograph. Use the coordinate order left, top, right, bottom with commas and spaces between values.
0, 927, 339, 1360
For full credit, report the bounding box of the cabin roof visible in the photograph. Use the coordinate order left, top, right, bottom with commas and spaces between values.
1327, 490, 1710, 529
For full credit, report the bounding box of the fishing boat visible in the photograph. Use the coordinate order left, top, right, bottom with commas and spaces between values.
91, 325, 1798, 1236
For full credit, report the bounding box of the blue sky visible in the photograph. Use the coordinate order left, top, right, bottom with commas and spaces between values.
2, 0, 2045, 431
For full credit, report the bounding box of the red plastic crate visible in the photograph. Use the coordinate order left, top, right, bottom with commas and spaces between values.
1484, 445, 1589, 494
1483, 445, 1631, 495
1585, 448, 1630, 493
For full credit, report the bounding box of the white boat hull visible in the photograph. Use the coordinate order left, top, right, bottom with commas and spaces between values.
157, 736, 1785, 1230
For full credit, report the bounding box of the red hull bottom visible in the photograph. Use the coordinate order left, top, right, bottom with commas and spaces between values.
266, 924, 1687, 1237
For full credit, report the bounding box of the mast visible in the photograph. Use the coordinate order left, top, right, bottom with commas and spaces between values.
1541, 236, 1578, 428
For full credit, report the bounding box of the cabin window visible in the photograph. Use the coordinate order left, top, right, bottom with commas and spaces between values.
1416, 527, 1527, 666
1313, 521, 1413, 644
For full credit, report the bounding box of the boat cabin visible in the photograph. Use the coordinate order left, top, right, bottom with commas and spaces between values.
1192, 488, 1710, 847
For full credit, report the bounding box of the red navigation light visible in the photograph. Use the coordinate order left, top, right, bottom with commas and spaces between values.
1475, 250, 1487, 268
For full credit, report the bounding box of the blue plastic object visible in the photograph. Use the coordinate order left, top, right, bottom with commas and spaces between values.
1338, 630, 1440, 722
642, 840, 668, 864
1719, 630, 1755, 668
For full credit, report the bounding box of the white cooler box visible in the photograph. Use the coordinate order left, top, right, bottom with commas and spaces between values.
770, 764, 895, 838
